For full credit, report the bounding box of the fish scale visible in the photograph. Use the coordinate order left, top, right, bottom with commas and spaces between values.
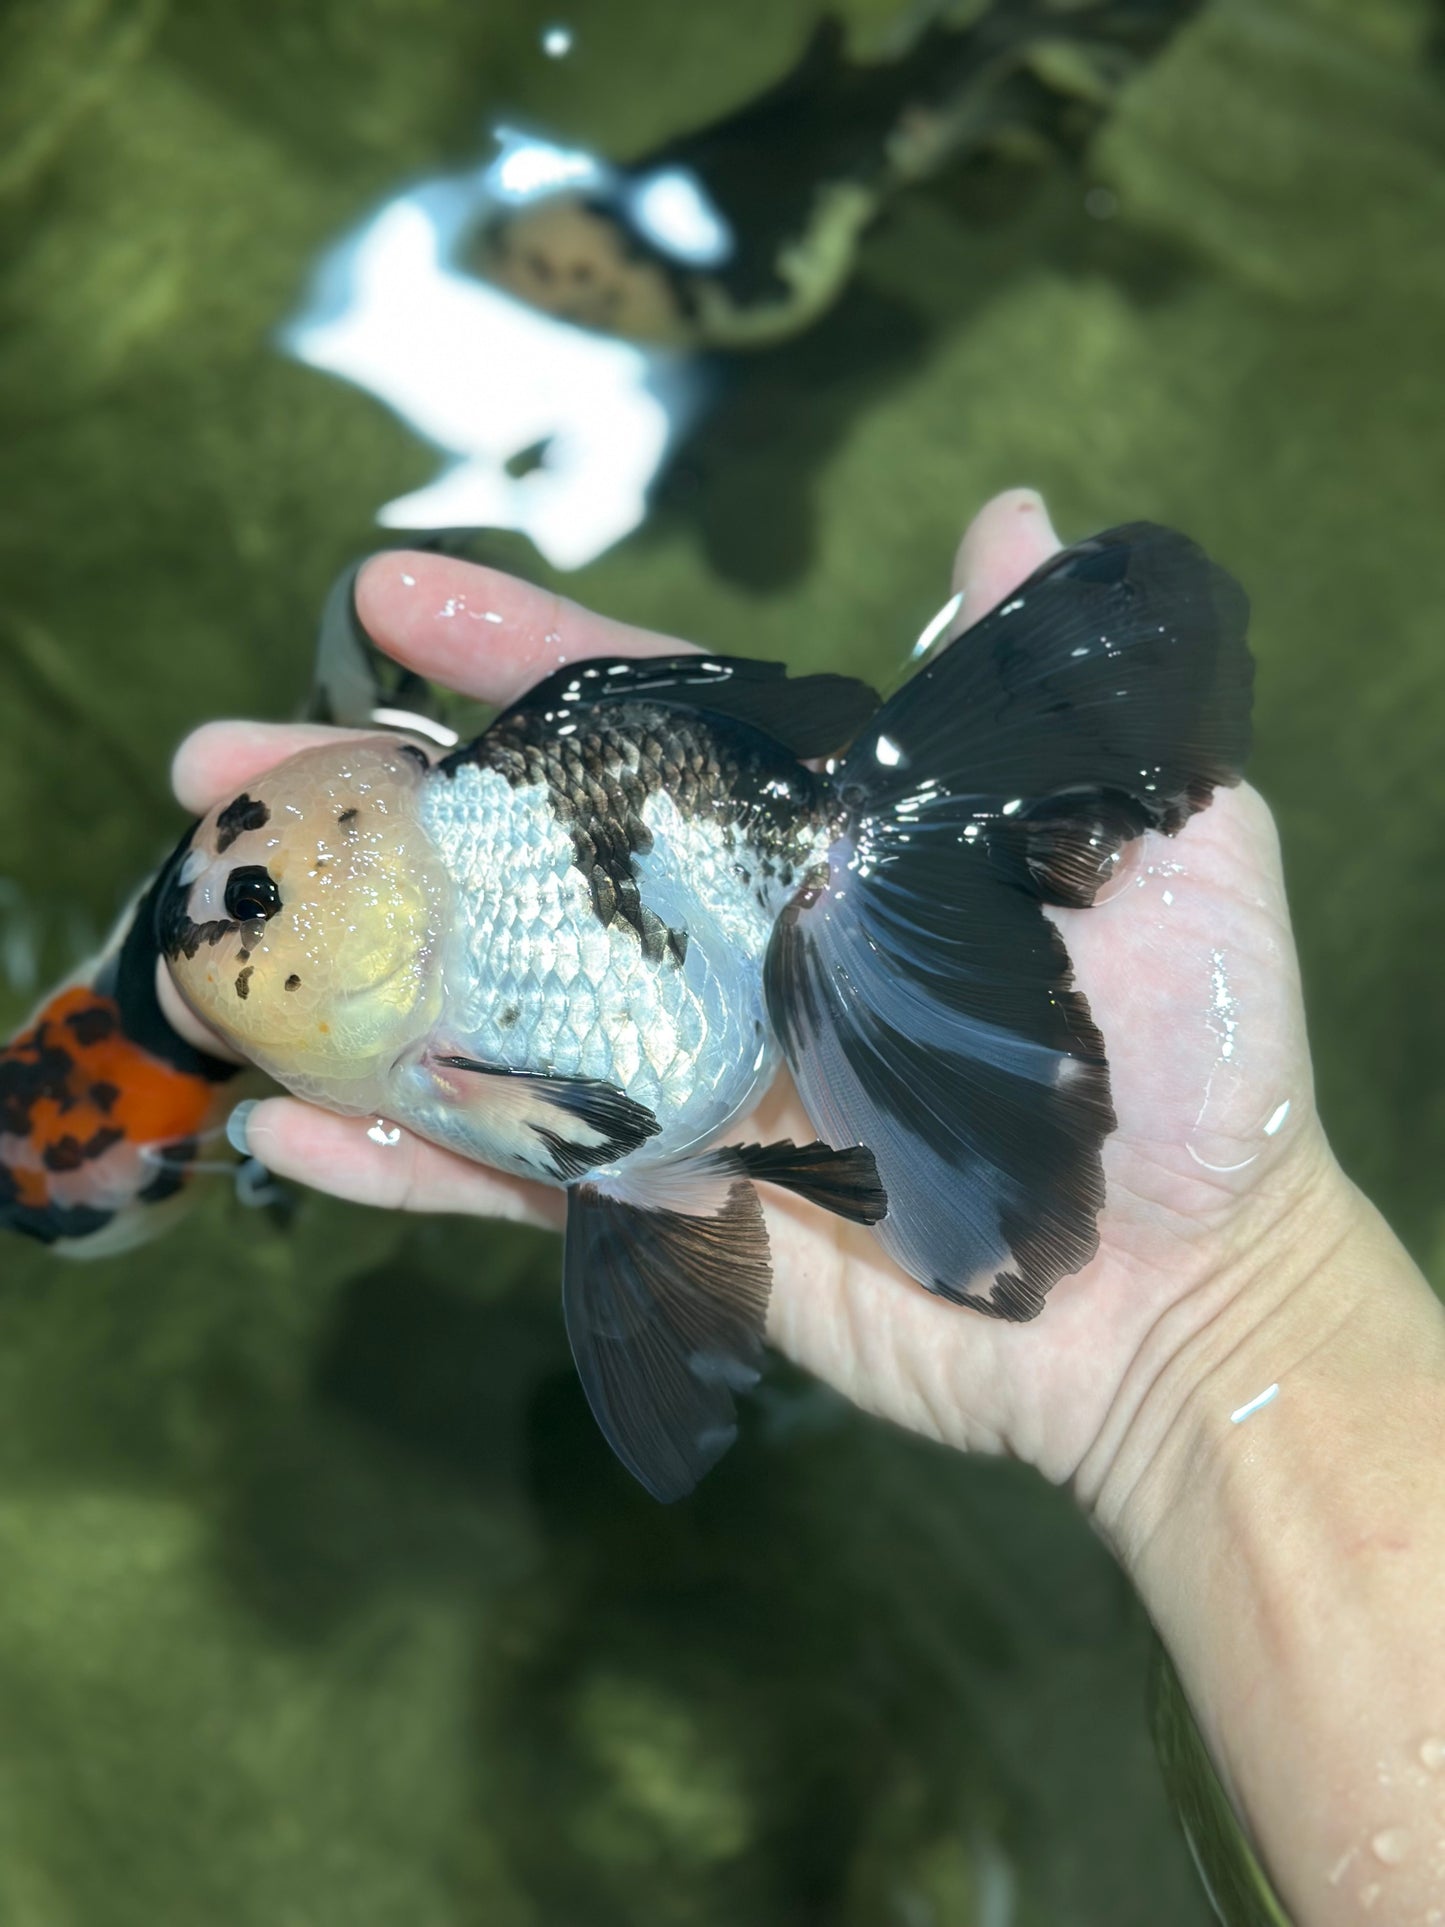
419, 704, 836, 1155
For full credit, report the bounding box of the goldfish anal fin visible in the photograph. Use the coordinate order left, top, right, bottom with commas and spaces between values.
563, 1154, 772, 1502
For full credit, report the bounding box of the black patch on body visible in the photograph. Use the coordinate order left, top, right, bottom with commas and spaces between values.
0, 1033, 75, 1137
215, 793, 270, 854
0, 1172, 114, 1247
235, 967, 254, 1000
337, 807, 359, 827
137, 1136, 199, 1206
65, 1005, 116, 1046
41, 1126, 124, 1173
284, 975, 301, 992
443, 695, 841, 964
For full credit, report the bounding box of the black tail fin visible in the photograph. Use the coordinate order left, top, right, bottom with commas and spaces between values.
764, 522, 1252, 1319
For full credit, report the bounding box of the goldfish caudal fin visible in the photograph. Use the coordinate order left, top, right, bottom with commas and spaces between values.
764, 522, 1253, 1320
0, 863, 243, 1256
564, 1140, 884, 1500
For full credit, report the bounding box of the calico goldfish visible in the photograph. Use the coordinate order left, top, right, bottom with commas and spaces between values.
0, 871, 243, 1255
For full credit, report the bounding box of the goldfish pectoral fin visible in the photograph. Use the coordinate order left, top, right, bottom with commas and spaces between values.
765, 849, 1114, 1323
494, 655, 880, 761
429, 1056, 660, 1180
729, 1139, 887, 1225
562, 1156, 772, 1502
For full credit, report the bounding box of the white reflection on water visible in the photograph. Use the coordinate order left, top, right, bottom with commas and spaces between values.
280, 133, 702, 570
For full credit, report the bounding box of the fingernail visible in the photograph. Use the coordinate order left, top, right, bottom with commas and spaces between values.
1014, 487, 1060, 546
226, 1100, 258, 1158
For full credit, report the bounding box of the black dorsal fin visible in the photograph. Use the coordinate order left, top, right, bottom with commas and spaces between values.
500, 654, 879, 760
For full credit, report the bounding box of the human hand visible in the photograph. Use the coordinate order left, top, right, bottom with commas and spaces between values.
161, 491, 1352, 1516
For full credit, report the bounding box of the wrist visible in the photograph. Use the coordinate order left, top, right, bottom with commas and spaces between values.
1078, 1128, 1383, 1570
1080, 1141, 1445, 1920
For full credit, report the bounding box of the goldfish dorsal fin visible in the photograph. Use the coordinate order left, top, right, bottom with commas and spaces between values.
493, 654, 878, 761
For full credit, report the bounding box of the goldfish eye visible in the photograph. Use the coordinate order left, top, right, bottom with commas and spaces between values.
224, 866, 282, 923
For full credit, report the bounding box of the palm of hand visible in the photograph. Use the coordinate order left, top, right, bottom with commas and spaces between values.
167, 492, 1314, 1486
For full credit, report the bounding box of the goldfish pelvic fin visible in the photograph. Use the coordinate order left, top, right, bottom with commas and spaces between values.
765, 523, 1252, 1321
563, 1151, 772, 1502
728, 1139, 886, 1225
430, 1056, 660, 1181
490, 654, 879, 761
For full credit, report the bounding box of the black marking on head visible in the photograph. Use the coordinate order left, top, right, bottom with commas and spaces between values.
284, 974, 301, 992
337, 807, 359, 826
155, 840, 239, 964
235, 966, 254, 1001
215, 793, 270, 855
100, 836, 239, 1084
64, 1004, 116, 1047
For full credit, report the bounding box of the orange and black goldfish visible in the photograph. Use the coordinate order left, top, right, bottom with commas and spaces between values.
149, 523, 1251, 1500
0, 557, 453, 1259
0, 868, 243, 1254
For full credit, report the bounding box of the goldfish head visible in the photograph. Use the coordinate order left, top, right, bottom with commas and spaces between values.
159, 739, 452, 1108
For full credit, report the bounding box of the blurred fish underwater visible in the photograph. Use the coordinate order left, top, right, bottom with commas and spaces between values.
281, 0, 1204, 570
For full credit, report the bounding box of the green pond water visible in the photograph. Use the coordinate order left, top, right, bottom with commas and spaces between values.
1, 1, 1442, 1921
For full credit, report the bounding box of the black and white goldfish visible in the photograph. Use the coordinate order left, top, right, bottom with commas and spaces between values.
480, 0, 1204, 349
148, 522, 1251, 1500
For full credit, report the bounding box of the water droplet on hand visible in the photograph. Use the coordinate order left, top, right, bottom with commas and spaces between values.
1371, 1828, 1410, 1865
367, 1119, 402, 1147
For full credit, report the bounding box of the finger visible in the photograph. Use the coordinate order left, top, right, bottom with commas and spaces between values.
230, 1097, 564, 1232
354, 550, 696, 707
950, 487, 1063, 630
172, 721, 381, 815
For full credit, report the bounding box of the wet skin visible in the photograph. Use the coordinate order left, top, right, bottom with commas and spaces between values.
160, 488, 1324, 1492
166, 493, 1445, 1923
